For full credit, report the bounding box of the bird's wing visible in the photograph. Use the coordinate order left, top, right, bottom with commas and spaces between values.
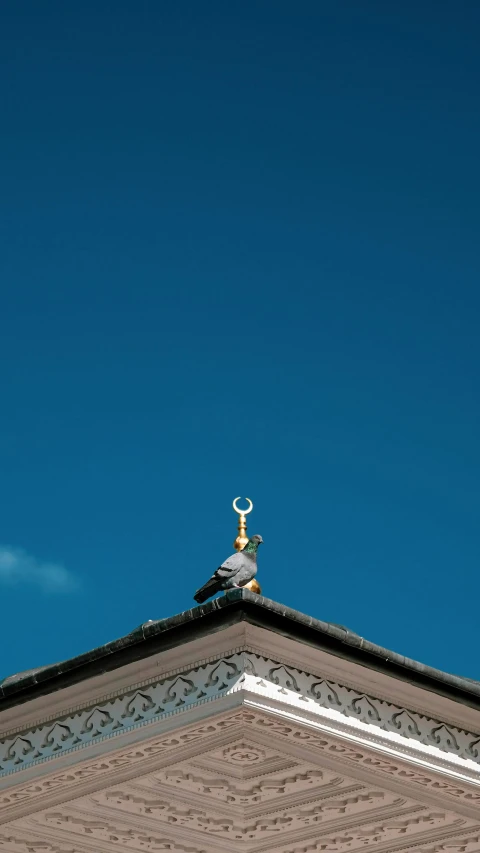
215, 552, 243, 579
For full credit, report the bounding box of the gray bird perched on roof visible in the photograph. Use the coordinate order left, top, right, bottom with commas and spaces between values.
193, 534, 263, 604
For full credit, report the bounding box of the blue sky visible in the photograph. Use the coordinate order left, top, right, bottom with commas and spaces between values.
1, 2, 479, 681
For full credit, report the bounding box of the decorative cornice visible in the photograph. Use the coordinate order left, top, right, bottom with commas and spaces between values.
1, 708, 480, 839
1, 650, 480, 785
0, 713, 246, 819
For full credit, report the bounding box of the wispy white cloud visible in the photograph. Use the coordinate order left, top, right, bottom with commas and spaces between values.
0, 546, 78, 593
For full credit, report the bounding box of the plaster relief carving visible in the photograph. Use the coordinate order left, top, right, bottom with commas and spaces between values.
41, 723, 75, 751
122, 692, 156, 722
40, 801, 443, 844
3, 737, 35, 767
222, 743, 267, 765
0, 715, 245, 811
81, 708, 114, 737
2, 650, 480, 779
349, 695, 381, 723
391, 709, 422, 738
0, 837, 78, 853
40, 812, 210, 850
268, 665, 301, 694
429, 726, 460, 753
465, 738, 480, 759
205, 659, 240, 690
242, 713, 480, 808
1, 710, 480, 853
309, 681, 341, 707
164, 677, 197, 707
157, 766, 343, 805
282, 813, 460, 852
420, 837, 480, 852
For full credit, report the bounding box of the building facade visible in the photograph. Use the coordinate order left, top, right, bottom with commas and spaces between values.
1, 589, 480, 852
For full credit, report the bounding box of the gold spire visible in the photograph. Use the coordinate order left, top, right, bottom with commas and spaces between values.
232, 497, 262, 594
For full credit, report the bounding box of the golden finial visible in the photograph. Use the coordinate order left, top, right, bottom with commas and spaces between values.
232, 496, 253, 551
232, 497, 262, 594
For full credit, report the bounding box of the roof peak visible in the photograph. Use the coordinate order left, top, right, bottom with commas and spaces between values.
1, 589, 479, 713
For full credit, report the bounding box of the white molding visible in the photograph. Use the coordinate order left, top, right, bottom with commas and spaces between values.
245, 625, 480, 735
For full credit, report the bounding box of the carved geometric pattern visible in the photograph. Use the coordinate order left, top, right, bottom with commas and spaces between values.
240, 712, 480, 809
85, 788, 408, 839
2, 651, 480, 780
1, 722, 479, 853
0, 716, 246, 816
154, 764, 348, 806
1, 707, 480, 853
0, 831, 203, 852
2, 708, 480, 833
281, 831, 480, 853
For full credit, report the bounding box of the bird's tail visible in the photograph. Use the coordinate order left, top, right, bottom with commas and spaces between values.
193, 578, 223, 604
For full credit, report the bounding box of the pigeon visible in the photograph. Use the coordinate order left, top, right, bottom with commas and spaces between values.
193, 534, 263, 604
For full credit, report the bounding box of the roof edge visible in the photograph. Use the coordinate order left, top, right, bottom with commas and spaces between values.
1, 590, 479, 714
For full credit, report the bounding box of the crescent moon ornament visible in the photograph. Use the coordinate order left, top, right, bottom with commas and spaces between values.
232, 497, 253, 515
231, 495, 262, 594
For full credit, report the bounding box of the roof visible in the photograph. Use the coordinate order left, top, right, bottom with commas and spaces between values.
1, 589, 479, 712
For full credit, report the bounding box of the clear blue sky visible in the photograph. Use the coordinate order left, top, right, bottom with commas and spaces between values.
1, 2, 479, 681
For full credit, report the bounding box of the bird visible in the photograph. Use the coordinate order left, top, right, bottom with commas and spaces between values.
193, 534, 263, 604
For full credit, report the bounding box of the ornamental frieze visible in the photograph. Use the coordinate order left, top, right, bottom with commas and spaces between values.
1, 651, 480, 778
